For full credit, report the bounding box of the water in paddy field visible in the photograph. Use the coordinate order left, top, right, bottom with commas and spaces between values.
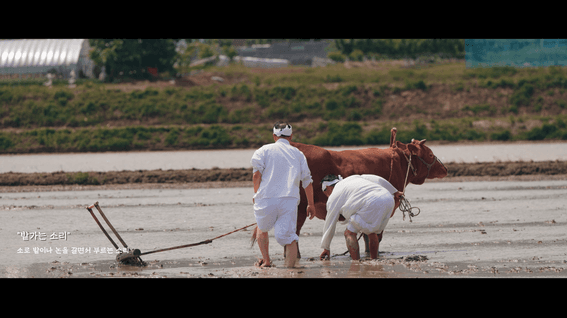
1, 180, 567, 278
1, 141, 567, 173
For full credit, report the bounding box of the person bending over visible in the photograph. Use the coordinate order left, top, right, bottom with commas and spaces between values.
319, 174, 403, 261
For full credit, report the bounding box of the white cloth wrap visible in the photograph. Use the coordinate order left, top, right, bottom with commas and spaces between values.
273, 125, 292, 136
322, 175, 343, 191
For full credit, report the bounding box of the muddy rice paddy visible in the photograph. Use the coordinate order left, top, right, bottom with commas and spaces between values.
1, 174, 566, 278
2, 142, 567, 278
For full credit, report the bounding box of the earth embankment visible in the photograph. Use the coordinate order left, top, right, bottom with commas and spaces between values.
1, 161, 566, 189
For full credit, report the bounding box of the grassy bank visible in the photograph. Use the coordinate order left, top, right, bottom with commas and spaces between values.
1, 62, 567, 154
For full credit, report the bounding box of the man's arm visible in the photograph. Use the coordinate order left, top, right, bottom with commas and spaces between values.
253, 171, 262, 203
304, 182, 316, 219
391, 191, 404, 218
320, 197, 341, 256
253, 171, 262, 193
250, 147, 265, 197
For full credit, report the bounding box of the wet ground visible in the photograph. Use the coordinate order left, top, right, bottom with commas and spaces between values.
2, 177, 566, 278
1, 141, 566, 173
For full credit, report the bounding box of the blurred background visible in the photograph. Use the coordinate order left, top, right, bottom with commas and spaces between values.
0, 39, 566, 155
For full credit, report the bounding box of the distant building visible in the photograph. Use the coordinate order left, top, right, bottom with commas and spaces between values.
0, 39, 95, 79
237, 41, 331, 66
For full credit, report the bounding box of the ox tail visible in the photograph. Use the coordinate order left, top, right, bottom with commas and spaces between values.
250, 226, 258, 248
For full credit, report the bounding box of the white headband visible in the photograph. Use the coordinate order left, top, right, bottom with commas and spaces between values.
273, 124, 292, 137
322, 175, 343, 192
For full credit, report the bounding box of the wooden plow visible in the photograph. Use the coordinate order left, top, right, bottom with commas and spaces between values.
85, 202, 256, 266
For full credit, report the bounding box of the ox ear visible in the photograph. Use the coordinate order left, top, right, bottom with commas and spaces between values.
420, 139, 426, 144
407, 142, 419, 156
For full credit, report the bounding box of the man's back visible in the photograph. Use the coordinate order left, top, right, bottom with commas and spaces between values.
251, 138, 312, 200
327, 175, 395, 221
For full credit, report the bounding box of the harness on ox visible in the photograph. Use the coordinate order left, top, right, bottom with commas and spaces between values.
396, 149, 421, 222
387, 131, 445, 222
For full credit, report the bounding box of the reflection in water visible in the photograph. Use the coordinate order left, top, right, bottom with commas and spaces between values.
347, 260, 390, 278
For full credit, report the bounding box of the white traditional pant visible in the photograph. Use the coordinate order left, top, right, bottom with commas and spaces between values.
254, 197, 299, 246
345, 190, 394, 235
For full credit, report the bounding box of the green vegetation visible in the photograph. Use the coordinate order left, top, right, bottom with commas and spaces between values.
0, 125, 243, 153
331, 39, 465, 60
89, 39, 178, 82
1, 62, 567, 154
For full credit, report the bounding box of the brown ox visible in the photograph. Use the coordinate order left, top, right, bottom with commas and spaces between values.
251, 128, 448, 258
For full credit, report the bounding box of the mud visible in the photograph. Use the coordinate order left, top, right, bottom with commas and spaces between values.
1, 177, 567, 278
1, 161, 566, 188
0, 167, 253, 187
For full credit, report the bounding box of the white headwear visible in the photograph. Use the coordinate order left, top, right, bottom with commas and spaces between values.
273, 124, 292, 137
322, 175, 343, 192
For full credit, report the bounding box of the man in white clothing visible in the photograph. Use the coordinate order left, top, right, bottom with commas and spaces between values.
319, 174, 403, 261
250, 122, 316, 268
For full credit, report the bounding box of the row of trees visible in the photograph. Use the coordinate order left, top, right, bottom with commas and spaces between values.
89, 39, 178, 82
89, 39, 242, 82
88, 39, 466, 82
331, 39, 465, 60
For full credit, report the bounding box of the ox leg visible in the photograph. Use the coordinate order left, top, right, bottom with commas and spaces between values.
363, 234, 370, 255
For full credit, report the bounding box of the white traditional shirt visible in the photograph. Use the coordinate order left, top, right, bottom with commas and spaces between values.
250, 138, 313, 201
321, 175, 398, 250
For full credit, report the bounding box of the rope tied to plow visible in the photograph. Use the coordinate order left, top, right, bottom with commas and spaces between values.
141, 222, 257, 256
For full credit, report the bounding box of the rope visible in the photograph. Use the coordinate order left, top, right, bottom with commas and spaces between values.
210, 222, 257, 241
399, 195, 420, 222
400, 150, 421, 222
141, 222, 257, 256
402, 151, 412, 194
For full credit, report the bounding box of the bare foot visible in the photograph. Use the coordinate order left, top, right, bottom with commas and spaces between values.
254, 259, 273, 268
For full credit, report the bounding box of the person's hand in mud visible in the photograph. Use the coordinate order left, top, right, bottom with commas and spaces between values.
320, 249, 331, 261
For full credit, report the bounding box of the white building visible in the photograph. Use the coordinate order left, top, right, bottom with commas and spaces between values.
0, 39, 95, 79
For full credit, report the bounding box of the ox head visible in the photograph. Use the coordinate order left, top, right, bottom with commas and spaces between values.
405, 139, 448, 184
389, 127, 447, 185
